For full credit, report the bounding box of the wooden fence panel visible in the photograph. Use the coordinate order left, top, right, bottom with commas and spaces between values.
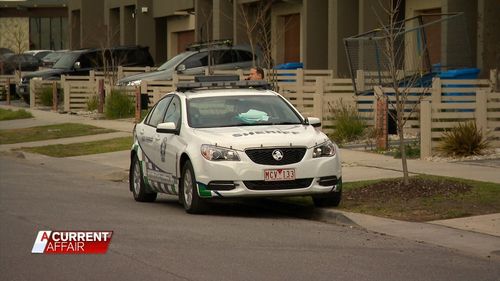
63, 81, 97, 112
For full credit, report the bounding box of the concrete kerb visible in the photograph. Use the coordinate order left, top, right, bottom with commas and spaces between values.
245, 198, 360, 228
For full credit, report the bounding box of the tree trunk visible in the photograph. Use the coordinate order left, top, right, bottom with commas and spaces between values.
397, 111, 409, 185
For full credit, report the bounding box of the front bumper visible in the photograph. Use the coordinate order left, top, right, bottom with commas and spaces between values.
193, 150, 341, 198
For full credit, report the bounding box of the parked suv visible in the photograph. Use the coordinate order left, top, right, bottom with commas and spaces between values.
118, 41, 258, 86
17, 45, 154, 104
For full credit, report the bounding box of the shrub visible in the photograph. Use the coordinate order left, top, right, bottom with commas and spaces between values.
105, 89, 135, 119
39, 87, 54, 106
329, 100, 366, 144
438, 121, 490, 156
87, 95, 99, 111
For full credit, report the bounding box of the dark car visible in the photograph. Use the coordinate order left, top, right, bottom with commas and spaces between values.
17, 45, 154, 104
1, 54, 41, 74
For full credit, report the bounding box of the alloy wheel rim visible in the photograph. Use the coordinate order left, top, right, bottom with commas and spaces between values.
133, 160, 141, 195
183, 169, 193, 208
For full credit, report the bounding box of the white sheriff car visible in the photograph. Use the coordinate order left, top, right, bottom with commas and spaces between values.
129, 77, 342, 213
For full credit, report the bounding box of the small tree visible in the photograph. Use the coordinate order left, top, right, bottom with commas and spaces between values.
375, 0, 431, 185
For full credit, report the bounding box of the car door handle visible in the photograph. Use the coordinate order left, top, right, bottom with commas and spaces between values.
154, 134, 161, 141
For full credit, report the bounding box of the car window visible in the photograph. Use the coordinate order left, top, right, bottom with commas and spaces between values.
157, 52, 191, 71
146, 96, 173, 127
235, 50, 254, 62
163, 96, 181, 129
212, 50, 235, 65
183, 52, 208, 69
187, 95, 302, 128
53, 52, 80, 69
79, 51, 102, 68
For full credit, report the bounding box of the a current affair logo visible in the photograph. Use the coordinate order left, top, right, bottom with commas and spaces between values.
32, 231, 113, 254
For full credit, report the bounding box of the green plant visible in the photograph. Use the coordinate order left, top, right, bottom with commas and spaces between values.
105, 89, 135, 119
438, 121, 490, 156
0, 108, 33, 121
329, 100, 366, 144
393, 142, 420, 159
87, 95, 99, 111
39, 86, 54, 106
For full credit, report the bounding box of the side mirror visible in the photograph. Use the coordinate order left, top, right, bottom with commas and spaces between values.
73, 61, 81, 69
176, 64, 186, 73
156, 122, 178, 134
306, 117, 321, 128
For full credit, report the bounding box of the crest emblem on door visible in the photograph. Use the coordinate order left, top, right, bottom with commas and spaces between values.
160, 137, 168, 162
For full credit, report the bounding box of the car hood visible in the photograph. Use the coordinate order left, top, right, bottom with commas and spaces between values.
118, 69, 173, 84
191, 125, 329, 150
22, 68, 66, 79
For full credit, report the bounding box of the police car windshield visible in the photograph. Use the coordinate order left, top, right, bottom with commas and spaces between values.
187, 95, 302, 128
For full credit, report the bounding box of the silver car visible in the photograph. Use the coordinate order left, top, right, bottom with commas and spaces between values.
118, 44, 258, 86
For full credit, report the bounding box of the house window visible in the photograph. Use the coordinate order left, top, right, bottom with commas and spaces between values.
29, 17, 68, 50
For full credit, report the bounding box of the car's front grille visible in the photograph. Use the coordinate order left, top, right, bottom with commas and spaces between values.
244, 178, 313, 190
245, 148, 306, 165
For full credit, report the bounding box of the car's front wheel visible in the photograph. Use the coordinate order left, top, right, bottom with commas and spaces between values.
180, 160, 207, 214
130, 154, 157, 202
312, 190, 342, 207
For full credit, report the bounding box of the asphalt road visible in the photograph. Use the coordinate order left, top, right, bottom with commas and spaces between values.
1, 154, 499, 281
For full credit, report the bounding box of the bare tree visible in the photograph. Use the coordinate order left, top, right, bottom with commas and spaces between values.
12, 23, 29, 54
375, 0, 431, 185
238, 0, 275, 69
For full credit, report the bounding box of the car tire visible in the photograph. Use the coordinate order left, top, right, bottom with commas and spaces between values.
180, 160, 207, 214
130, 154, 157, 202
312, 190, 342, 207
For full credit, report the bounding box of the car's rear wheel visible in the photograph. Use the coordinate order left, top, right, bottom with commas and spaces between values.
180, 160, 207, 214
312, 190, 342, 207
130, 154, 157, 202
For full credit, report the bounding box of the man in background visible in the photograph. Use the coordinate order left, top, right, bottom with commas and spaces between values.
246, 67, 264, 80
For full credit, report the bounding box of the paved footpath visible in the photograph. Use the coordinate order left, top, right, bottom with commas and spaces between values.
1, 104, 499, 261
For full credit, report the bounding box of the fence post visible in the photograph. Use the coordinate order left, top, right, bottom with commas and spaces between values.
237, 69, 244, 80
52, 81, 57, 111
29, 79, 36, 108
135, 86, 141, 123
313, 77, 324, 124
431, 77, 441, 104
117, 66, 124, 80
420, 100, 432, 159
375, 92, 388, 150
63, 82, 70, 112
6, 78, 10, 105
356, 70, 365, 92
491, 69, 498, 92
173, 73, 179, 86
98, 79, 105, 114
475, 90, 488, 137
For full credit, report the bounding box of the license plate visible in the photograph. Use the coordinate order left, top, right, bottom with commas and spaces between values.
264, 169, 296, 181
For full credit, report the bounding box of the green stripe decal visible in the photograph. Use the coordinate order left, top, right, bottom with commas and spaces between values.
197, 183, 212, 198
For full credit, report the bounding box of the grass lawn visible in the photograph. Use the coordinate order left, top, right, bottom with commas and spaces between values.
0, 108, 33, 121
0, 123, 116, 145
281, 175, 500, 222
19, 137, 133, 157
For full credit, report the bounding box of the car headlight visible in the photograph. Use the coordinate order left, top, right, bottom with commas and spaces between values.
32, 77, 42, 81
312, 141, 336, 158
127, 80, 141, 87
201, 144, 240, 161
